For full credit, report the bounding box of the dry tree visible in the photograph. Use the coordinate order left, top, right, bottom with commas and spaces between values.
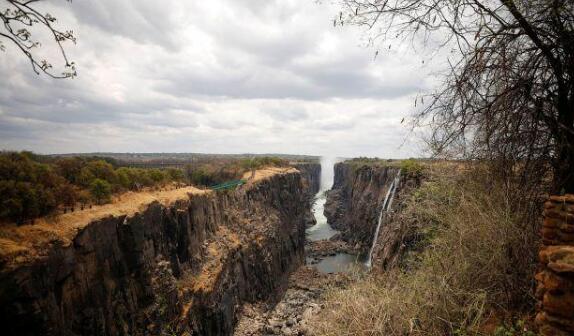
339, 0, 574, 195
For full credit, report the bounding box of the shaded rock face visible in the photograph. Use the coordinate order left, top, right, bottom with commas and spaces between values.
293, 163, 321, 228
0, 172, 312, 336
324, 163, 400, 255
292, 163, 321, 199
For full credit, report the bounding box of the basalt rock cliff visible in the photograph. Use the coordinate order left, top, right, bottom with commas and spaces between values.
0, 168, 318, 336
292, 163, 320, 199
324, 162, 400, 256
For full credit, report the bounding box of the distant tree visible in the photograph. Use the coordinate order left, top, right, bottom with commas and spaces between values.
77, 167, 95, 187
186, 166, 214, 186
0, 0, 76, 78
339, 0, 574, 193
55, 157, 85, 184
148, 169, 166, 184
85, 160, 117, 184
115, 167, 132, 190
0, 180, 37, 223
89, 178, 112, 205
76, 189, 91, 209
58, 182, 78, 207
0, 151, 35, 180
166, 168, 184, 182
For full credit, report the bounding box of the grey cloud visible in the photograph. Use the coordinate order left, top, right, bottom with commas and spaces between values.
51, 0, 182, 50
0, 0, 430, 157
314, 118, 357, 131
266, 106, 309, 122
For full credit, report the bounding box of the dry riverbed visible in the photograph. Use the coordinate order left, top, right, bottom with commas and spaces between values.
234, 238, 360, 336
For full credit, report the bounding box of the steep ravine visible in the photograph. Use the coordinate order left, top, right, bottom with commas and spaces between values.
234, 161, 422, 335
0, 167, 320, 336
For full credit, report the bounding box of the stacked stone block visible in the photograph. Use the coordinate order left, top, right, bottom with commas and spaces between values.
536, 195, 574, 335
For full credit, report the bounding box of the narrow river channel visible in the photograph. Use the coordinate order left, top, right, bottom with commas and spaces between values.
305, 157, 363, 273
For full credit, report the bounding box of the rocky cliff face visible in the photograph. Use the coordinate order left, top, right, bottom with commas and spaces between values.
292, 163, 320, 198
0, 169, 315, 336
324, 162, 400, 255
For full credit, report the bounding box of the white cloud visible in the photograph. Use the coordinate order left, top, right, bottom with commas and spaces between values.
0, 0, 440, 158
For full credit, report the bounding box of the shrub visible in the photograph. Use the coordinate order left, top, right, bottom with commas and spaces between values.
166, 168, 184, 181
89, 178, 112, 204
400, 158, 424, 177
148, 169, 167, 184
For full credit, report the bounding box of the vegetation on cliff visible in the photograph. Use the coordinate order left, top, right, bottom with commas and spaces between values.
185, 156, 288, 187
312, 162, 539, 335
0, 152, 292, 224
0, 151, 184, 223
344, 157, 425, 178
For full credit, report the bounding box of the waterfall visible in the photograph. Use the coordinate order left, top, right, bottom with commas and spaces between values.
365, 170, 401, 268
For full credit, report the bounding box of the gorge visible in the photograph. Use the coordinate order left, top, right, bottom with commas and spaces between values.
0, 159, 411, 336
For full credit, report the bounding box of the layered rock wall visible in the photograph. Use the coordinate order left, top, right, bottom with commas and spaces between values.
536, 194, 574, 335
0, 169, 314, 336
324, 162, 400, 254
292, 163, 321, 198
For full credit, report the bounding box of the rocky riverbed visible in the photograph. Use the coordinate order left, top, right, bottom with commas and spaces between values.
234, 235, 361, 336
234, 266, 351, 336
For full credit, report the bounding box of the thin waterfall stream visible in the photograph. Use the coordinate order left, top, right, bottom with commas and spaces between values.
365, 170, 401, 268
306, 161, 402, 273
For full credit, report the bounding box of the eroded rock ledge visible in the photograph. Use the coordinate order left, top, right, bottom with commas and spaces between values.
0, 167, 317, 336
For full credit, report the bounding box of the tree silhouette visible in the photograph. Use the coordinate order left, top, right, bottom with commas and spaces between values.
340, 0, 574, 193
1, 0, 76, 78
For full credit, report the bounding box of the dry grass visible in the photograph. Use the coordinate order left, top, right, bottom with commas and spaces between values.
311, 165, 538, 336
242, 167, 298, 184
0, 167, 298, 270
0, 186, 206, 269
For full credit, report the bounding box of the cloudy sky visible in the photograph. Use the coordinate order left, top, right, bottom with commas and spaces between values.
0, 0, 441, 158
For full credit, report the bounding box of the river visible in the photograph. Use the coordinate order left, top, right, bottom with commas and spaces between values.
305, 157, 363, 273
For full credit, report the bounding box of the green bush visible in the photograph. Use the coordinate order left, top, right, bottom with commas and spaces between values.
90, 178, 112, 204
400, 158, 425, 176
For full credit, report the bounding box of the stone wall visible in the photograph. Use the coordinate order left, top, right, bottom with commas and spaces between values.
535, 194, 574, 335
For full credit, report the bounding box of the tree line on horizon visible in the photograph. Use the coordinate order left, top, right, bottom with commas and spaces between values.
0, 151, 185, 224
0, 152, 290, 224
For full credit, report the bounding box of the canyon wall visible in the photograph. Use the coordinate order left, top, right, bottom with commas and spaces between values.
536, 194, 574, 336
0, 168, 318, 336
324, 162, 400, 255
292, 163, 321, 198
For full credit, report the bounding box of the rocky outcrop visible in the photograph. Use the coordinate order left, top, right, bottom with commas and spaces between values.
0, 169, 311, 336
292, 162, 321, 228
536, 194, 574, 336
292, 163, 321, 198
324, 162, 400, 255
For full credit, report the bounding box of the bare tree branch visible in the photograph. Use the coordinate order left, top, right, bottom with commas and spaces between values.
0, 0, 76, 78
